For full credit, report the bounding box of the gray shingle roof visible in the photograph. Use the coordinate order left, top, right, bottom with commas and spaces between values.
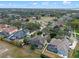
29, 36, 47, 48
8, 29, 29, 40
31, 36, 45, 44
48, 38, 70, 56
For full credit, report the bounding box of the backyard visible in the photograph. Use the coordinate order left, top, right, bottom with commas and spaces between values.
70, 43, 79, 58
0, 40, 42, 58
42, 49, 61, 58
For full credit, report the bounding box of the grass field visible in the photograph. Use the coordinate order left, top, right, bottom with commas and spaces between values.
70, 43, 79, 58
42, 49, 61, 58
29, 17, 55, 26
0, 40, 42, 58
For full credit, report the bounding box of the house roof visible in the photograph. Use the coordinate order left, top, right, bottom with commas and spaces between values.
0, 31, 9, 37
29, 36, 47, 46
47, 38, 70, 56
0, 24, 18, 34
47, 44, 58, 53
8, 29, 29, 40
2, 27, 18, 34
0, 24, 7, 28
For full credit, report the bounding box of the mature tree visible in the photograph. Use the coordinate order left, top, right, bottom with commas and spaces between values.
11, 40, 23, 47
70, 19, 79, 29
36, 15, 41, 20
25, 21, 41, 31
11, 21, 22, 29
40, 54, 49, 58
30, 44, 37, 50
0, 36, 4, 41
53, 18, 58, 21
37, 31, 42, 35
3, 18, 11, 24
23, 36, 30, 45
17, 41, 23, 47
50, 32, 57, 38
25, 18, 30, 22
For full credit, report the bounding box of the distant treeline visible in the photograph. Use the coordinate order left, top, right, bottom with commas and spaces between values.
0, 8, 79, 17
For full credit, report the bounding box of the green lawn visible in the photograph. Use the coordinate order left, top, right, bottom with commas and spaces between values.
29, 17, 54, 26
0, 41, 42, 58
74, 50, 79, 58
71, 43, 79, 58
75, 29, 79, 33
7, 46, 42, 58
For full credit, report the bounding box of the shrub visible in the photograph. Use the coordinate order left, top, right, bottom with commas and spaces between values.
40, 54, 49, 58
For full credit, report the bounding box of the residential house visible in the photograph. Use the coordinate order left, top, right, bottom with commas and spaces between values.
0, 31, 9, 37
28, 35, 47, 49
32, 16, 36, 20
46, 38, 70, 58
8, 29, 30, 40
2, 27, 18, 35
0, 24, 18, 35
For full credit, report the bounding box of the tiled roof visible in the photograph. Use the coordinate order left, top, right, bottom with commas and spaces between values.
0, 24, 18, 34
2, 27, 18, 34
0, 24, 7, 28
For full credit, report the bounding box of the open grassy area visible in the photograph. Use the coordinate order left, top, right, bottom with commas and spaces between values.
0, 40, 42, 58
29, 17, 54, 26
9, 47, 42, 58
71, 19, 79, 24
70, 43, 79, 58
42, 49, 61, 58
75, 28, 79, 33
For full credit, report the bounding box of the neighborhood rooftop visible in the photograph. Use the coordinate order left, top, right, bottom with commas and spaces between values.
47, 38, 70, 57
0, 24, 18, 34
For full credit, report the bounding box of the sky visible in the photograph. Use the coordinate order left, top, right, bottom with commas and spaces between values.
0, 1, 79, 9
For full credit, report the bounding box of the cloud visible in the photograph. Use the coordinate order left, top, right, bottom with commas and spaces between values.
63, 1, 71, 5
32, 2, 38, 5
